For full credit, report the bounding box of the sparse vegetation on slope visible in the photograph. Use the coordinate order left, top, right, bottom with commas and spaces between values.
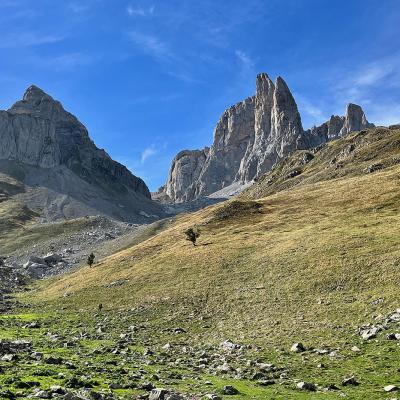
242, 126, 400, 200
2, 127, 400, 399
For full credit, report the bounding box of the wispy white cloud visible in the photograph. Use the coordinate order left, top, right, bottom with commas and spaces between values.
127, 31, 205, 83
355, 64, 394, 87
128, 31, 174, 61
295, 94, 327, 123
38, 52, 92, 71
127, 4, 154, 17
322, 54, 400, 126
140, 145, 157, 163
0, 31, 65, 48
334, 54, 400, 103
235, 50, 254, 70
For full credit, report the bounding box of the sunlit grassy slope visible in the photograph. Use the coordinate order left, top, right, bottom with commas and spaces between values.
28, 127, 400, 348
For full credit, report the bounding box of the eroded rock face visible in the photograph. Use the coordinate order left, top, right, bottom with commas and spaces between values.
0, 85, 150, 197
237, 74, 303, 182
340, 103, 374, 135
161, 73, 374, 203
194, 96, 255, 199
165, 148, 209, 203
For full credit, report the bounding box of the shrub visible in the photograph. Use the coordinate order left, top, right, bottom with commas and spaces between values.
184, 227, 200, 246
87, 252, 95, 267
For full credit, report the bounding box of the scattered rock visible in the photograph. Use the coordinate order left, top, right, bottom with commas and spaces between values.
342, 376, 359, 386
220, 339, 243, 351
149, 389, 167, 400
387, 333, 400, 340
204, 395, 222, 400
297, 382, 316, 391
360, 326, 379, 340
291, 342, 305, 353
222, 385, 238, 395
384, 385, 398, 392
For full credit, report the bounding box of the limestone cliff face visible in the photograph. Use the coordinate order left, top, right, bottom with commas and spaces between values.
165, 148, 209, 202
161, 73, 374, 203
237, 74, 303, 182
0, 85, 150, 197
193, 96, 255, 199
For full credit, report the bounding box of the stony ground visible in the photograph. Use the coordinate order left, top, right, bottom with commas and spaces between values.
0, 301, 399, 399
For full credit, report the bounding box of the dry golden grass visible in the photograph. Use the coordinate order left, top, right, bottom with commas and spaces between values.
28, 156, 400, 347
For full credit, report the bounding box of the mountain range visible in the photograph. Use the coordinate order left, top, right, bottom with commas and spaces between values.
158, 73, 373, 203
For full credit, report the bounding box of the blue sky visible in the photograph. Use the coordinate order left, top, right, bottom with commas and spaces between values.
0, 0, 399, 191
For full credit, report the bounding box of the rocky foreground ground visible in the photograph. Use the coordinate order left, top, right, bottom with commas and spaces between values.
0, 293, 399, 400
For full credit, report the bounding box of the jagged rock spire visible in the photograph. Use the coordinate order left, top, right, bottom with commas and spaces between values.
340, 103, 374, 135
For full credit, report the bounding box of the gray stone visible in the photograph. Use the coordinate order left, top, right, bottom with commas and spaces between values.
204, 395, 222, 400
149, 388, 167, 400
297, 381, 316, 391
291, 342, 305, 352
43, 253, 63, 264
384, 384, 398, 392
342, 376, 359, 386
360, 326, 380, 340
387, 333, 400, 340
222, 385, 239, 395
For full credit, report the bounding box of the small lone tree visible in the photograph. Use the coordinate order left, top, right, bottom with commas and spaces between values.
87, 252, 95, 267
184, 227, 200, 246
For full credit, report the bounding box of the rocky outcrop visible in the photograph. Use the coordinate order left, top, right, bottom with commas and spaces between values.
237, 74, 303, 182
164, 148, 209, 202
162, 74, 305, 202
161, 74, 374, 203
304, 103, 374, 148
0, 85, 150, 197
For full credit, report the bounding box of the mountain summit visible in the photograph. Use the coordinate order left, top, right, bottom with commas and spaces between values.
159, 73, 374, 203
0, 86, 162, 221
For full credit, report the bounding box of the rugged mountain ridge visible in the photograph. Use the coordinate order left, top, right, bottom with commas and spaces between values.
0, 85, 150, 196
160, 73, 374, 203
304, 103, 374, 148
0, 86, 163, 222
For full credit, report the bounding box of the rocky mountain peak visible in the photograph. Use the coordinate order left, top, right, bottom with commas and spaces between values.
8, 84, 66, 122
22, 85, 51, 103
304, 103, 374, 148
255, 73, 274, 99
161, 72, 375, 203
275, 77, 296, 104
162, 73, 305, 202
0, 87, 155, 220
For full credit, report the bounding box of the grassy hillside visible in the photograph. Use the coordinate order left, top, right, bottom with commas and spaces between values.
242, 126, 400, 200
3, 127, 400, 399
